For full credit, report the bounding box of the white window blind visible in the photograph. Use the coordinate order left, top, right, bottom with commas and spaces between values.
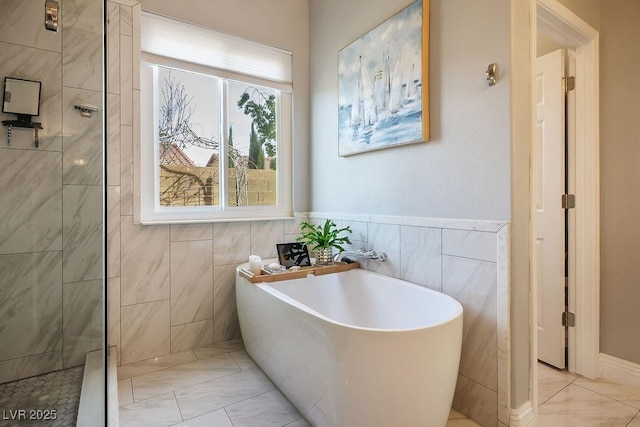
141, 12, 293, 86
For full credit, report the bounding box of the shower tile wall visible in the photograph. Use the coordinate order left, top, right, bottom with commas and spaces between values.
310, 213, 509, 427
0, 0, 104, 383
106, 2, 307, 366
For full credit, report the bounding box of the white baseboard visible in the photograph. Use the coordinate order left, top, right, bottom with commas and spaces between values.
600, 353, 640, 388
509, 401, 535, 427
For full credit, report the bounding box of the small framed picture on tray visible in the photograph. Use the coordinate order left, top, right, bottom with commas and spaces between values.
276, 243, 312, 268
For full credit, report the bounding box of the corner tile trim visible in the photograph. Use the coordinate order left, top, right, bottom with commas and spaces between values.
308, 212, 507, 232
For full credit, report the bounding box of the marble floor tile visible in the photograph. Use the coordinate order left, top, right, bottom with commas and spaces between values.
118, 378, 134, 407
225, 389, 301, 427
538, 362, 578, 405
538, 383, 638, 427
116, 341, 483, 427
629, 413, 640, 427
132, 354, 240, 401
119, 392, 182, 427
285, 419, 312, 427
573, 377, 640, 409
192, 345, 231, 360
117, 350, 197, 380
174, 368, 275, 420
170, 408, 233, 427
230, 350, 259, 370
193, 338, 245, 360
213, 337, 244, 350
0, 366, 82, 426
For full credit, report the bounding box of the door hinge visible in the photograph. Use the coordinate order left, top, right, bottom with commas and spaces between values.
562, 194, 576, 209
563, 76, 576, 92
562, 311, 576, 327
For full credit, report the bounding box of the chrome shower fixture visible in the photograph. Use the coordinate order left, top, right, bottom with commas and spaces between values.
45, 0, 59, 32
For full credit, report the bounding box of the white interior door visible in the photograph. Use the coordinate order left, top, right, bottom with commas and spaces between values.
535, 49, 566, 369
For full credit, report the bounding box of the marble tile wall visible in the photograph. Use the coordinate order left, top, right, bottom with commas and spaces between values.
310, 213, 509, 427
105, 1, 308, 367
0, 0, 105, 383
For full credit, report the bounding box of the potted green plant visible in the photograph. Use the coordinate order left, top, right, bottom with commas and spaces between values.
297, 219, 352, 265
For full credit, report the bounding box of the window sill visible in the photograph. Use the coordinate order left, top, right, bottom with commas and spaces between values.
138, 215, 300, 226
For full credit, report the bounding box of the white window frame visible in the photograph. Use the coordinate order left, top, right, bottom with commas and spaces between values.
139, 54, 293, 224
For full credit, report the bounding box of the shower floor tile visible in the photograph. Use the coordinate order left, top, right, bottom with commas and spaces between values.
0, 366, 83, 427
118, 339, 480, 427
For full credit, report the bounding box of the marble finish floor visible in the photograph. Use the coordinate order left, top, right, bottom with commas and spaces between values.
0, 366, 83, 427
538, 362, 640, 426
118, 338, 479, 426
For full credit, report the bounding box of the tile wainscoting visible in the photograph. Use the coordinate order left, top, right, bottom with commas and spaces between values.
108, 206, 510, 426
308, 212, 510, 427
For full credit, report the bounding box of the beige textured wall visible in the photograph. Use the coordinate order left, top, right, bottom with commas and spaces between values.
537, 33, 564, 57
557, 0, 600, 30
600, 0, 640, 365
309, 0, 512, 220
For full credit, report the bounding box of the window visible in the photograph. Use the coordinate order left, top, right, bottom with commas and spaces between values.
139, 13, 292, 223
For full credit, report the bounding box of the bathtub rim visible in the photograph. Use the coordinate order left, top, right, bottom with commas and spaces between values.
236, 262, 463, 333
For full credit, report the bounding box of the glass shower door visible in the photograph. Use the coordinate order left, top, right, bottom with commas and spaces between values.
0, 0, 106, 424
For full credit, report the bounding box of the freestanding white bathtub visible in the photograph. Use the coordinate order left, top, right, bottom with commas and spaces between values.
235, 264, 463, 427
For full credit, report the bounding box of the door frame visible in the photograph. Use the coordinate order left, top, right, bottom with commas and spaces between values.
530, 0, 600, 409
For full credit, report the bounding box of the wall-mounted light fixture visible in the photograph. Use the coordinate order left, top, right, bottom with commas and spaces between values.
486, 63, 497, 87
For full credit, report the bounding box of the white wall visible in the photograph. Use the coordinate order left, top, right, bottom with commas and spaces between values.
309, 0, 511, 221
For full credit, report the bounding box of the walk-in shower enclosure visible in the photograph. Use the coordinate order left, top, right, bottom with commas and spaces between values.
0, 0, 106, 423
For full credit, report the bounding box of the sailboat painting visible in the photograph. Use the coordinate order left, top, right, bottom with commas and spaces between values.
338, 0, 429, 156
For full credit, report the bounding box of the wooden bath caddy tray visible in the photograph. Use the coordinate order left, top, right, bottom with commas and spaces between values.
239, 261, 360, 283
